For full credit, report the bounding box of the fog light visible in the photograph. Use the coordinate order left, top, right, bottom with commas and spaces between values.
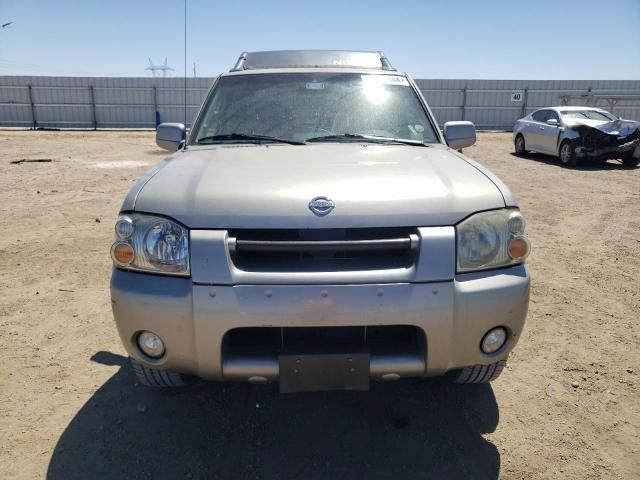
137, 331, 165, 358
481, 327, 507, 354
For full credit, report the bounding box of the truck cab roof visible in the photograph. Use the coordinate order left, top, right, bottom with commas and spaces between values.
230, 50, 395, 72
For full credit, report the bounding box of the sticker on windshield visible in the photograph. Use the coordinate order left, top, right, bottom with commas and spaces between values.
361, 75, 409, 86
306, 81, 325, 90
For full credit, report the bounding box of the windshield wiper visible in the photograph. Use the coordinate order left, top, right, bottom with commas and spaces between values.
196, 133, 305, 146
306, 133, 429, 147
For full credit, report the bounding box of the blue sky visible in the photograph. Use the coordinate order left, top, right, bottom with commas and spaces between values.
1, 0, 639, 79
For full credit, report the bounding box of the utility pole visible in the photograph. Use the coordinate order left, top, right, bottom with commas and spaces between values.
146, 58, 174, 77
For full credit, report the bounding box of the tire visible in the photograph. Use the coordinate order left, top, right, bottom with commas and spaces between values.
514, 134, 527, 155
622, 152, 639, 168
451, 359, 507, 384
130, 358, 186, 387
559, 140, 577, 167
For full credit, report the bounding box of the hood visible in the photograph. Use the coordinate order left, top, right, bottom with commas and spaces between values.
566, 118, 640, 137
131, 144, 506, 229
565, 118, 609, 128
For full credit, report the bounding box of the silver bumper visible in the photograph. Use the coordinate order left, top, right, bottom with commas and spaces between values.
110, 264, 530, 381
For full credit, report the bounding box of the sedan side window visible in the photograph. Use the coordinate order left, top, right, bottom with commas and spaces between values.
531, 110, 547, 122
544, 111, 560, 123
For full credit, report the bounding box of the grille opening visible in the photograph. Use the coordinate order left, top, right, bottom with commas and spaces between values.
228, 228, 418, 273
223, 326, 426, 357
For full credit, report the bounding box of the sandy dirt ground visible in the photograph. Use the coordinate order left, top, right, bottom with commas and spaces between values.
0, 131, 638, 480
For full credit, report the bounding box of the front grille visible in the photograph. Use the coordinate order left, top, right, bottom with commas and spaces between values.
228, 228, 418, 273
223, 326, 425, 355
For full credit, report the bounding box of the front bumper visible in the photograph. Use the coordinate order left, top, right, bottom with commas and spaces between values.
110, 264, 530, 381
575, 138, 640, 159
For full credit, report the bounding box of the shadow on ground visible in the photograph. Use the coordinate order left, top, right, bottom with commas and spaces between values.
509, 152, 635, 170
47, 352, 500, 480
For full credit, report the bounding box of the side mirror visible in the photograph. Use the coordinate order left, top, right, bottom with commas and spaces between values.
156, 123, 186, 152
443, 121, 476, 150
546, 118, 559, 126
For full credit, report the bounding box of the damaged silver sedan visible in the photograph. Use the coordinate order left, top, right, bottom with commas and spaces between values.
513, 106, 640, 167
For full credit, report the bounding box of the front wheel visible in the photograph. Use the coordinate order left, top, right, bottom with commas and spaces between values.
131, 358, 186, 387
622, 152, 639, 168
450, 359, 507, 384
559, 140, 577, 167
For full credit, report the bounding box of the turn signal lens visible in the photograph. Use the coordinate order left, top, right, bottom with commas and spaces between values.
111, 242, 135, 265
508, 236, 530, 260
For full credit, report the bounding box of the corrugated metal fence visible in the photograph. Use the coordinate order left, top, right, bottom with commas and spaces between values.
0, 77, 209, 129
417, 79, 640, 129
1, 76, 639, 130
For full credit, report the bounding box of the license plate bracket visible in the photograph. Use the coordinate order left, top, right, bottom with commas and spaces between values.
279, 353, 370, 393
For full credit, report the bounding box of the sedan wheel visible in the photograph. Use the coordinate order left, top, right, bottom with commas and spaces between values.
514, 135, 526, 155
559, 141, 577, 167
622, 152, 640, 168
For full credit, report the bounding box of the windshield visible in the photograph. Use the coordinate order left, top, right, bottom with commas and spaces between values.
560, 110, 616, 122
192, 73, 439, 145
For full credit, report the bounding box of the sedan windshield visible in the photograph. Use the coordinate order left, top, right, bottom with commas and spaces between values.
560, 110, 616, 122
193, 73, 439, 145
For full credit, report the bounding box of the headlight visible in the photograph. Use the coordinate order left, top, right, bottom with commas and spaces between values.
110, 214, 190, 276
456, 209, 530, 273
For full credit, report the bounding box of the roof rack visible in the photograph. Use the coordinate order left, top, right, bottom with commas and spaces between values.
231, 50, 395, 72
